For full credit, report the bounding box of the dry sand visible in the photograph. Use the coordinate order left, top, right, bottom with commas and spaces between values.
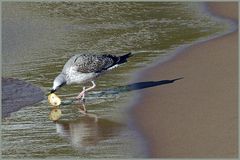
131, 2, 238, 158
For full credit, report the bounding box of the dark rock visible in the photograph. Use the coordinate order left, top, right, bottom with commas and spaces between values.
2, 78, 44, 118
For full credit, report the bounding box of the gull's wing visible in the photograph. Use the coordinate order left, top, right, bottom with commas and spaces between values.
63, 54, 119, 74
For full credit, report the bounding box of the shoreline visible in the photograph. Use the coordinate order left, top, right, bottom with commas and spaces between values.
130, 2, 238, 158
130, 2, 237, 80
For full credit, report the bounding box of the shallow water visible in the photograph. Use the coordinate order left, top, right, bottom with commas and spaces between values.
2, 2, 230, 158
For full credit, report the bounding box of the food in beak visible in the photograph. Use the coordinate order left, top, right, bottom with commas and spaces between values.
48, 93, 61, 107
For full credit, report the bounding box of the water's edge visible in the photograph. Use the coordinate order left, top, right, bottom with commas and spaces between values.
128, 2, 238, 156
130, 2, 237, 79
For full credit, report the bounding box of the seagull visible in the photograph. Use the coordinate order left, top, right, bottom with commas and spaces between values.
50, 52, 132, 101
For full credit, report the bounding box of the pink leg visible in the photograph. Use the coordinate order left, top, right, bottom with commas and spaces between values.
76, 87, 86, 100
75, 81, 96, 100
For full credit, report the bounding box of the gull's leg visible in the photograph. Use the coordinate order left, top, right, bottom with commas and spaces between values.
76, 82, 98, 116
76, 86, 86, 99
75, 81, 96, 99
85, 81, 96, 92
81, 86, 86, 101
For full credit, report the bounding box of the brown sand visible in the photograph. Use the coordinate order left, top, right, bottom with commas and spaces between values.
132, 2, 238, 158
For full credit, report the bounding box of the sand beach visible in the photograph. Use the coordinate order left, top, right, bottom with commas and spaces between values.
131, 2, 238, 158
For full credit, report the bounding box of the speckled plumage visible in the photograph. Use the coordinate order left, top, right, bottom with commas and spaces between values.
63, 54, 119, 74
57, 53, 132, 85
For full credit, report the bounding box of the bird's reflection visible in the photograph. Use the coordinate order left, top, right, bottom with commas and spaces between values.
56, 114, 123, 149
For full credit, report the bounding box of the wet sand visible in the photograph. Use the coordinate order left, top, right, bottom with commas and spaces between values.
2, 78, 44, 118
131, 2, 238, 158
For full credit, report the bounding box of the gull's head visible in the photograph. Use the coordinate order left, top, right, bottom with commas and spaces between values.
50, 73, 66, 93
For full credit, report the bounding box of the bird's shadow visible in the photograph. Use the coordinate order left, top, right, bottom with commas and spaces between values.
100, 77, 184, 94
122, 77, 184, 91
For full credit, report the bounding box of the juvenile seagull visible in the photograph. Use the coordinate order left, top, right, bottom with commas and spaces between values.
50, 52, 132, 100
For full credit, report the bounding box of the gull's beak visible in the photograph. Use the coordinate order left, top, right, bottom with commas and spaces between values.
50, 89, 56, 94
